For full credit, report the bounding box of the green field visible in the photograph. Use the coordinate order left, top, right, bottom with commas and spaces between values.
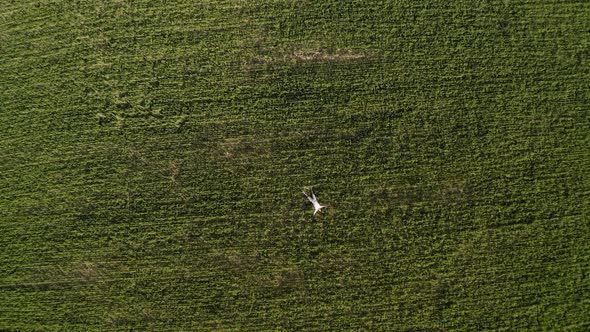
1, 0, 589, 330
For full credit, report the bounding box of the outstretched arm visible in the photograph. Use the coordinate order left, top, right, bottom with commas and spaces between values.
303, 191, 313, 203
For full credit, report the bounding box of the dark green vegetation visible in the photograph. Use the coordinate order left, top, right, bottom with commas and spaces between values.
1, 0, 589, 330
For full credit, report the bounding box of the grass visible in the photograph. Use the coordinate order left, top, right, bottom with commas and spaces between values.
1, 0, 589, 330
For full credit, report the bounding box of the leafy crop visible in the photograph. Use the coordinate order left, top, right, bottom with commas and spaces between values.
1, 1, 589, 330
